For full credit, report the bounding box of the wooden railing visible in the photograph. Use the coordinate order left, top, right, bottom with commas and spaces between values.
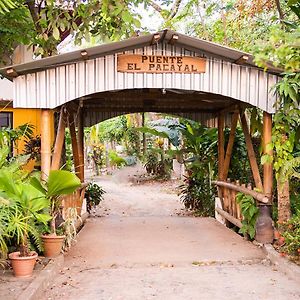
213, 180, 270, 228
61, 183, 88, 218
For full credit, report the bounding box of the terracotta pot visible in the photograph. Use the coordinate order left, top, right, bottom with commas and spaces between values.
42, 235, 65, 257
9, 251, 38, 278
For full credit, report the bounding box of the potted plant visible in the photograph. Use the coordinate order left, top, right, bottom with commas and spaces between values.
31, 170, 81, 257
0, 171, 51, 278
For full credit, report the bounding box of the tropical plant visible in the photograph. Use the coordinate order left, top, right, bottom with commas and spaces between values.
30, 170, 81, 236
0, 170, 51, 257
280, 210, 300, 258
23, 135, 41, 163
236, 193, 259, 239
85, 182, 105, 213
108, 150, 127, 168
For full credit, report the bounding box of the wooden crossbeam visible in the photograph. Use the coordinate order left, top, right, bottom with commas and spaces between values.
239, 111, 263, 191
51, 106, 66, 170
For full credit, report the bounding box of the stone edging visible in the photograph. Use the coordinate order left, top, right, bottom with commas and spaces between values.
263, 244, 300, 283
17, 255, 64, 300
16, 212, 89, 300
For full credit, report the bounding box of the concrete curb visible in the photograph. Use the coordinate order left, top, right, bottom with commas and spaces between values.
17, 255, 64, 300
17, 213, 89, 300
263, 244, 300, 283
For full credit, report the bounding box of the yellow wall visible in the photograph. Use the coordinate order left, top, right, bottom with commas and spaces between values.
1, 108, 55, 170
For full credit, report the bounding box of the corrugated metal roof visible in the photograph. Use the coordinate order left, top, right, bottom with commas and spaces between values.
0, 29, 281, 80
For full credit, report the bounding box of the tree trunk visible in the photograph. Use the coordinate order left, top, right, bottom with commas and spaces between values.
277, 180, 291, 223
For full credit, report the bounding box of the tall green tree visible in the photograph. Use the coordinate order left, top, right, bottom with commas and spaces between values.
0, 0, 144, 61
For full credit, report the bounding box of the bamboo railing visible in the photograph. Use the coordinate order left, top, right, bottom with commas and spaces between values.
213, 179, 269, 228
62, 183, 88, 217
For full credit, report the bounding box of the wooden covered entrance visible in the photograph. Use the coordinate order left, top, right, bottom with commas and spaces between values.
0, 30, 281, 243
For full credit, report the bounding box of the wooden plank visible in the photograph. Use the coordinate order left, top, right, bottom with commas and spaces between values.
51, 107, 66, 170
41, 109, 52, 180
117, 54, 206, 74
263, 112, 273, 201
239, 111, 263, 191
221, 111, 239, 180
68, 112, 80, 178
215, 207, 243, 228
212, 180, 269, 203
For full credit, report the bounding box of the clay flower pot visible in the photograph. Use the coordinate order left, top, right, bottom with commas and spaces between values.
42, 235, 65, 257
9, 251, 38, 278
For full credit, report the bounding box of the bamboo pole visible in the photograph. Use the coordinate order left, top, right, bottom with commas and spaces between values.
212, 180, 269, 203
51, 107, 66, 170
217, 113, 225, 199
221, 111, 239, 180
215, 207, 243, 228
68, 112, 80, 179
263, 112, 273, 201
41, 109, 52, 181
77, 108, 85, 182
239, 112, 263, 191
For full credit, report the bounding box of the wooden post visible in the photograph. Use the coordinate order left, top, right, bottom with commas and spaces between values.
239, 111, 263, 191
221, 111, 239, 180
262, 112, 273, 201
77, 108, 85, 182
41, 109, 52, 181
218, 113, 225, 179
68, 112, 81, 179
142, 112, 146, 155
51, 107, 66, 170
217, 113, 225, 199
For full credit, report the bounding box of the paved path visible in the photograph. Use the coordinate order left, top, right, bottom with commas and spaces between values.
44, 168, 300, 300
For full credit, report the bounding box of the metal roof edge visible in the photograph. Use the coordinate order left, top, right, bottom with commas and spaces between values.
0, 29, 282, 80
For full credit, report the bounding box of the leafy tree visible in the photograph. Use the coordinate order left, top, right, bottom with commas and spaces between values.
0, 0, 144, 61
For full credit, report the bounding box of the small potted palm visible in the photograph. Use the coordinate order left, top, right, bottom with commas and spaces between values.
0, 171, 51, 278
31, 170, 81, 257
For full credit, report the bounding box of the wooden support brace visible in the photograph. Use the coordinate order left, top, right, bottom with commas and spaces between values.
239, 111, 263, 191
77, 108, 85, 182
51, 106, 66, 170
68, 112, 81, 179
221, 111, 239, 180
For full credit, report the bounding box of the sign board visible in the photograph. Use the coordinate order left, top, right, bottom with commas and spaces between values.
117, 54, 206, 74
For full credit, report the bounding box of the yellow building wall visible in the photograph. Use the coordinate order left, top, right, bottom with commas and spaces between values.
2, 108, 55, 170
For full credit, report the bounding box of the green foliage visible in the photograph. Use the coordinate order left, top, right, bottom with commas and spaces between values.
30, 170, 81, 234
0, 0, 144, 58
144, 147, 172, 178
0, 168, 51, 257
85, 182, 105, 212
280, 210, 300, 256
236, 193, 259, 239
108, 150, 127, 168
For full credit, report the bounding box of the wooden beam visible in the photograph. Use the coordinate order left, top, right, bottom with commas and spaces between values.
51, 107, 66, 170
68, 112, 81, 179
221, 111, 239, 180
239, 111, 263, 191
215, 207, 243, 228
212, 181, 269, 204
263, 112, 273, 201
77, 108, 85, 182
41, 109, 52, 181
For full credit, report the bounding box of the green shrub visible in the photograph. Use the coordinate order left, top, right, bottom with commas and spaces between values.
85, 182, 105, 212
280, 210, 300, 257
